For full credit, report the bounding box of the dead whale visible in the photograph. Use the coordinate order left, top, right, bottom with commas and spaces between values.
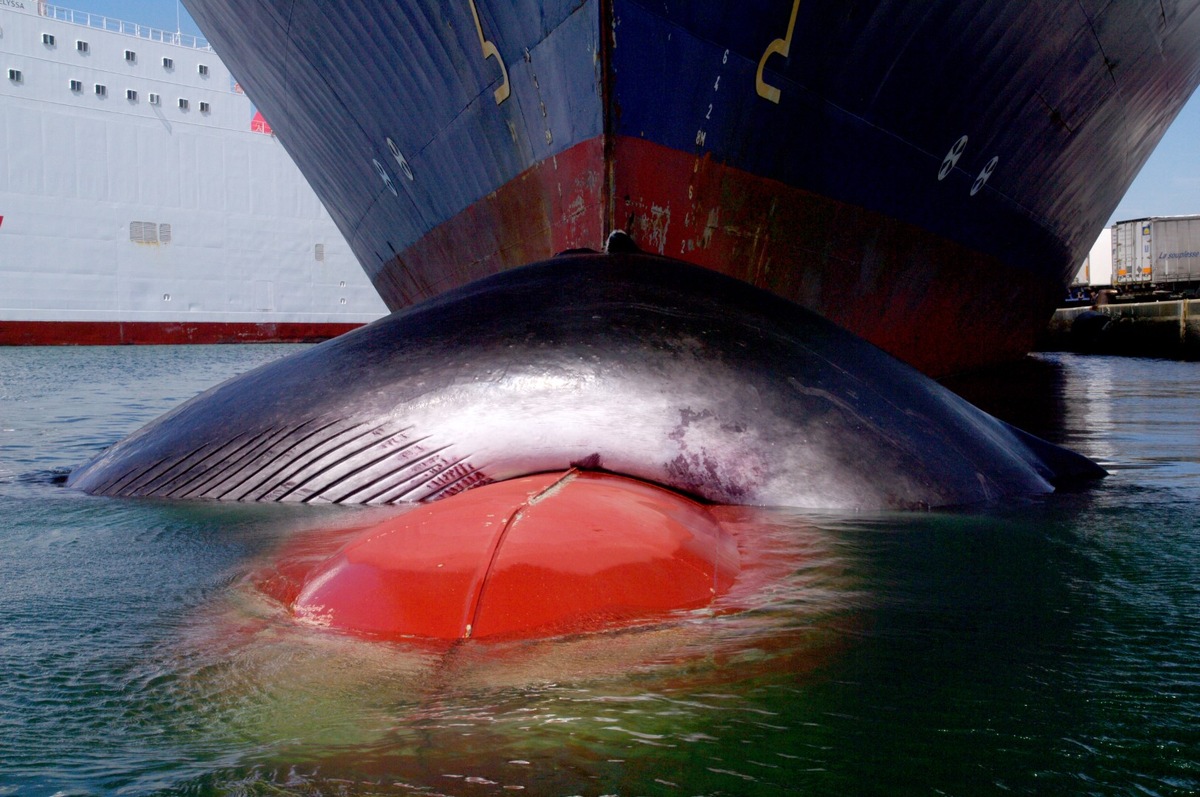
69, 251, 1103, 510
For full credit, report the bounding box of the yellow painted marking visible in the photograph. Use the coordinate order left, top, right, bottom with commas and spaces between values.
468, 0, 510, 104
756, 0, 801, 103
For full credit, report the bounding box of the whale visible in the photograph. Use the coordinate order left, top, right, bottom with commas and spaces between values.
68, 250, 1103, 511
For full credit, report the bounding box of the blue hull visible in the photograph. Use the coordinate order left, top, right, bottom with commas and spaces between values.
181, 0, 1200, 374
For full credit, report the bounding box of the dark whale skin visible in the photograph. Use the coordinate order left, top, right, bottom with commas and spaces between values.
69, 252, 1104, 510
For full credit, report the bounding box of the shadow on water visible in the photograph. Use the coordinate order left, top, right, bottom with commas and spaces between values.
940, 354, 1074, 444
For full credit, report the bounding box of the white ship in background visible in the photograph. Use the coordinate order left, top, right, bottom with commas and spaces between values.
0, 1, 386, 344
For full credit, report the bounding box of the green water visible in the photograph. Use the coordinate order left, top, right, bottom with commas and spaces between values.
1, 347, 1197, 795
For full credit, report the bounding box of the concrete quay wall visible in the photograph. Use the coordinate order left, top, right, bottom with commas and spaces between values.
1043, 299, 1200, 359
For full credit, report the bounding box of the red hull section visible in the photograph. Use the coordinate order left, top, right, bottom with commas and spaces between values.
377, 135, 1055, 376
374, 138, 606, 307
0, 321, 365, 346
611, 137, 1058, 377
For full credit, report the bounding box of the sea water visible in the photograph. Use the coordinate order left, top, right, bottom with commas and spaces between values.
0, 346, 1197, 796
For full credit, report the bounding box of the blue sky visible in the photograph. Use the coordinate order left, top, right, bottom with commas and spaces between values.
1107, 90, 1200, 223
61, 0, 1200, 227
61, 0, 205, 40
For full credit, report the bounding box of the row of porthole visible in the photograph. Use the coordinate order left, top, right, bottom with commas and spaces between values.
43, 32, 210, 76
160, 294, 351, 304
8, 67, 211, 112
62, 76, 209, 111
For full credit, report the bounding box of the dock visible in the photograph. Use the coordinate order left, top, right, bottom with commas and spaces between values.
1042, 298, 1200, 358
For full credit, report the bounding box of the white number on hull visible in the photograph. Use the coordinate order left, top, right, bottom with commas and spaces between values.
938, 135, 968, 181
970, 155, 999, 196
468, 0, 511, 105
387, 138, 415, 181
757, 0, 801, 103
938, 135, 1000, 196
373, 159, 398, 196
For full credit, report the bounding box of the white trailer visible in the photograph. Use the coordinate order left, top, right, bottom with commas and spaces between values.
1112, 215, 1200, 288
1073, 228, 1113, 287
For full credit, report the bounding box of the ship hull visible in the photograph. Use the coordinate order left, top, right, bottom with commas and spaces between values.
180, 0, 1200, 375
0, 3, 387, 344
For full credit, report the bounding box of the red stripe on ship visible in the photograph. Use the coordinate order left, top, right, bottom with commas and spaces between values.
371, 137, 607, 307
378, 136, 1061, 378
0, 321, 365, 346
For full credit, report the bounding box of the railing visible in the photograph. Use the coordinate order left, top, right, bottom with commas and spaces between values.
39, 2, 212, 51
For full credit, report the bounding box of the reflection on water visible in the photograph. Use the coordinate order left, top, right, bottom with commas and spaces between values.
157, 504, 861, 790
1, 348, 1198, 795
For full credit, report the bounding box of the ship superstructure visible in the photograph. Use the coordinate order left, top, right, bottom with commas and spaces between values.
0, 1, 386, 344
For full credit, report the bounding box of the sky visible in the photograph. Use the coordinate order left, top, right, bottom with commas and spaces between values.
58, 0, 1200, 227
1107, 92, 1200, 223
61, 0, 206, 41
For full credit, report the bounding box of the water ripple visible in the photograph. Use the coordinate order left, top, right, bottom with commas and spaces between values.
1, 349, 1199, 795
